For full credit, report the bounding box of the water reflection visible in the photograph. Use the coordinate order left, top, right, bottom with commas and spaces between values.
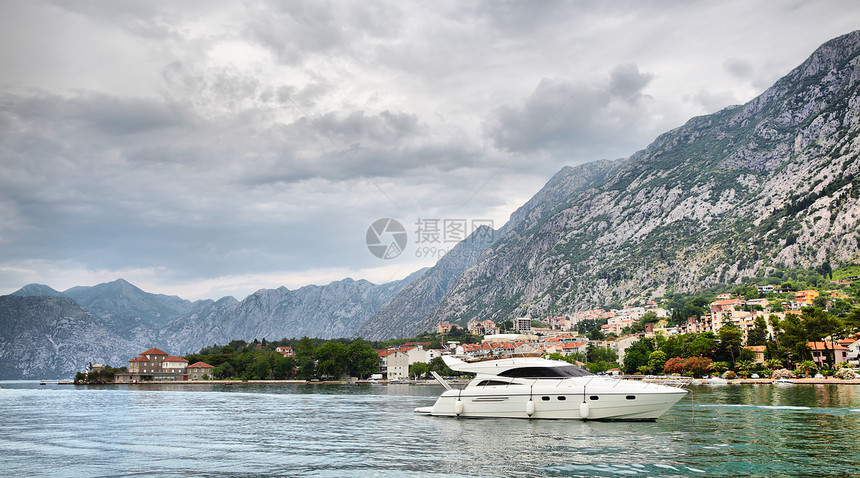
1, 382, 858, 477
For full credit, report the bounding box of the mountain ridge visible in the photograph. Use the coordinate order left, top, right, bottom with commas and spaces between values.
0, 271, 425, 378
408, 30, 860, 332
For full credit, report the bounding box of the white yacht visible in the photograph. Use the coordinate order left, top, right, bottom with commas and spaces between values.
414, 355, 688, 421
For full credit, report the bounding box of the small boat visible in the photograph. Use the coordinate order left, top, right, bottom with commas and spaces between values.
773, 378, 796, 385
414, 355, 688, 421
704, 377, 728, 385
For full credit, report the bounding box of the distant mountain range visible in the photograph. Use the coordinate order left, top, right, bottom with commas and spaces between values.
3, 31, 860, 377
0, 273, 423, 378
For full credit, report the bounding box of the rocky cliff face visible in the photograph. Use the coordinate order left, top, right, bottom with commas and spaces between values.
0, 272, 422, 378
161, 273, 422, 353
356, 159, 624, 340
415, 30, 860, 330
0, 296, 148, 379
64, 278, 200, 330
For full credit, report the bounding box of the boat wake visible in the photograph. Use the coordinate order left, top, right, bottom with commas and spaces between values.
698, 404, 860, 415
545, 462, 706, 475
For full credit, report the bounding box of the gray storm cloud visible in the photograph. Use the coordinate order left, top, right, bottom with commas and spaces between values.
0, 0, 856, 298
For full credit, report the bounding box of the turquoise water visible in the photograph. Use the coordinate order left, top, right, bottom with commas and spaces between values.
1, 381, 858, 477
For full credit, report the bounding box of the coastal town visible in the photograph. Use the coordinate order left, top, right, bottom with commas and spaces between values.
6, 7, 860, 477
78, 278, 860, 385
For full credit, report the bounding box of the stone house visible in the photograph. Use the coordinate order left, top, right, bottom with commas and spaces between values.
187, 362, 214, 380
116, 347, 212, 383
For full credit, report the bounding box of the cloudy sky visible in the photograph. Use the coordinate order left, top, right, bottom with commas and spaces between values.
1, 0, 858, 300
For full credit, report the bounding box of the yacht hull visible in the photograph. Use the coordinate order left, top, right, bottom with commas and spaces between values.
422, 378, 687, 420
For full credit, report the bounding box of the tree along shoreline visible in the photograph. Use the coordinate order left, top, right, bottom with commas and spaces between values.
62, 378, 468, 386
60, 377, 860, 386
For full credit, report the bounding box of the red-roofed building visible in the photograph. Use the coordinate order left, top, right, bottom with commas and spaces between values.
709, 299, 741, 315
276, 346, 295, 357
116, 348, 192, 383
162, 356, 188, 374
141, 347, 168, 358
127, 355, 148, 374
561, 342, 587, 356
807, 342, 848, 367
377, 342, 442, 379
467, 319, 499, 335
743, 345, 767, 364
842, 337, 860, 365
187, 362, 214, 380
795, 290, 820, 304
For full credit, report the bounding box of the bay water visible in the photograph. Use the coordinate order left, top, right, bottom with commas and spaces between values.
1, 381, 858, 477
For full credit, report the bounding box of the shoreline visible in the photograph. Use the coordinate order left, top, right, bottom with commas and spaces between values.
58, 379, 461, 386
55, 377, 860, 386
732, 378, 860, 385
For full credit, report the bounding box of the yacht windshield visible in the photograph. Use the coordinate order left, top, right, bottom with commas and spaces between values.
498, 365, 592, 378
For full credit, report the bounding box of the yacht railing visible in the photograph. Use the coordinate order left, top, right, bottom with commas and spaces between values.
616, 375, 692, 388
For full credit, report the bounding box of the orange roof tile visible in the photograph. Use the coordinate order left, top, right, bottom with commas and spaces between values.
188, 362, 214, 368
141, 347, 168, 355
712, 299, 740, 306
129, 356, 148, 362
163, 356, 188, 362
807, 342, 848, 351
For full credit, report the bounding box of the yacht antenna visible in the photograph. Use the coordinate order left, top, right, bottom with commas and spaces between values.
430, 371, 453, 391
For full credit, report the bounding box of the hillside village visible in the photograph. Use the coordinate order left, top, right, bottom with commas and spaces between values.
85, 275, 860, 385
338, 275, 860, 380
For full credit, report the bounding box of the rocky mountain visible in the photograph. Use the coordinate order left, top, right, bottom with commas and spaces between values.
359, 30, 860, 338
356, 159, 623, 340
0, 271, 424, 378
64, 278, 201, 330
0, 296, 148, 379
427, 30, 860, 328
11, 284, 67, 297
160, 271, 424, 353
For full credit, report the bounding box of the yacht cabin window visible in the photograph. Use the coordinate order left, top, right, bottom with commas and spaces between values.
497, 365, 592, 379
476, 379, 521, 387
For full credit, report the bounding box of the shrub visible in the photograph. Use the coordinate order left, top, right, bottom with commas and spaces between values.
684, 357, 713, 377
722, 370, 738, 379
772, 368, 795, 379
663, 357, 686, 374
710, 361, 730, 373
661, 356, 714, 376
834, 368, 856, 380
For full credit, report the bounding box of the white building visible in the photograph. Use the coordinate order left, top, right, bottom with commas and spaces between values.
611, 335, 641, 364
378, 343, 442, 379
385, 351, 410, 380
